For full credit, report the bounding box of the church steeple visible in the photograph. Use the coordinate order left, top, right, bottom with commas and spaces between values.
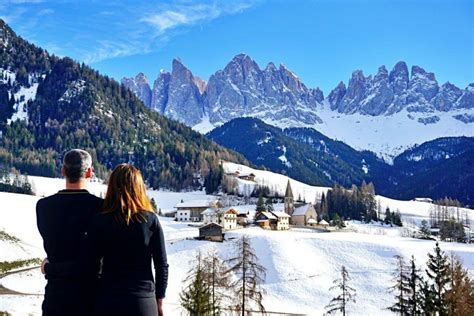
284, 180, 294, 215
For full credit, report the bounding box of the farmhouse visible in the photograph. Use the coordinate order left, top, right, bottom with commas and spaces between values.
175, 199, 221, 222
220, 208, 238, 230
255, 211, 290, 230
199, 223, 224, 242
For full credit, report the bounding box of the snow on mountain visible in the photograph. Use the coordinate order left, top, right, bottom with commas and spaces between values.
122, 56, 472, 158
1, 69, 41, 124
1, 173, 474, 315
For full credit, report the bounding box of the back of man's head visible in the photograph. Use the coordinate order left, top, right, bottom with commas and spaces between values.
63, 149, 92, 183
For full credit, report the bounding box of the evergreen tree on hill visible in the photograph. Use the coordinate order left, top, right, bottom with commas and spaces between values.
426, 242, 451, 315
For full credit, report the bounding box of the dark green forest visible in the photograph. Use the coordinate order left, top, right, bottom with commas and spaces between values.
0, 19, 248, 191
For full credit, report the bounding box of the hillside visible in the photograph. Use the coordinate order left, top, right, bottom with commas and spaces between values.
208, 117, 474, 204
0, 19, 248, 190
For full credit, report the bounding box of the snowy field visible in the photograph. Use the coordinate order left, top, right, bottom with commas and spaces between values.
1, 170, 474, 315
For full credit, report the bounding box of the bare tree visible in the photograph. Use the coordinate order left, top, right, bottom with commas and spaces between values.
202, 250, 232, 316
325, 265, 356, 316
226, 235, 266, 315
388, 255, 411, 315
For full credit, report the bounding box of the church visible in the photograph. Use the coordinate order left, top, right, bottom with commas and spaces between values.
284, 180, 318, 226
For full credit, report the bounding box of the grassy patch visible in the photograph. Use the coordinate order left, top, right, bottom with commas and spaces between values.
0, 258, 41, 274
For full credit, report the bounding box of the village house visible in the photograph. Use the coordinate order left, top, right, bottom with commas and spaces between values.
175, 199, 221, 222
255, 211, 290, 230
225, 170, 256, 182
202, 207, 238, 230
220, 208, 238, 230
199, 223, 224, 242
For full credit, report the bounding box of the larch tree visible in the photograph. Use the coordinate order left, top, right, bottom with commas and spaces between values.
325, 265, 356, 316
445, 255, 474, 315
388, 255, 411, 315
226, 235, 266, 315
202, 250, 232, 316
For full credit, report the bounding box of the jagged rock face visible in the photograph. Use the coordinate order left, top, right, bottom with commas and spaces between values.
328, 82, 346, 111
122, 55, 473, 128
204, 54, 324, 125
389, 61, 409, 95
433, 82, 462, 111
327, 61, 472, 116
151, 71, 170, 113
359, 66, 394, 115
121, 73, 151, 107
163, 59, 204, 126
456, 84, 474, 109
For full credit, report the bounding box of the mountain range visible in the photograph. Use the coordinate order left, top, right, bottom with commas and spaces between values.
122, 54, 474, 159
208, 117, 474, 204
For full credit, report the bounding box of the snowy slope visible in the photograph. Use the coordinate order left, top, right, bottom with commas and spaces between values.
1, 174, 474, 315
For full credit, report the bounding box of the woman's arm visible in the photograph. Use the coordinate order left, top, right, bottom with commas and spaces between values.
150, 215, 169, 300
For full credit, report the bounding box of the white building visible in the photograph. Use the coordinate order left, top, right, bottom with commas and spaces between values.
202, 208, 219, 225
220, 208, 238, 230
272, 211, 290, 230
176, 209, 191, 222
175, 199, 220, 222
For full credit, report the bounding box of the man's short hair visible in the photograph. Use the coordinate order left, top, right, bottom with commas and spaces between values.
63, 149, 92, 183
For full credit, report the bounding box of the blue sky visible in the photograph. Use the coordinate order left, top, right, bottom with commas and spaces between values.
1, 0, 473, 93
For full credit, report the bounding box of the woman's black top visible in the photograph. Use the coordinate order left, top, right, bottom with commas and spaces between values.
85, 211, 169, 299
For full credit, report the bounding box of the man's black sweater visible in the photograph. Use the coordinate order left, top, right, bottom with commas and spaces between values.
36, 189, 103, 279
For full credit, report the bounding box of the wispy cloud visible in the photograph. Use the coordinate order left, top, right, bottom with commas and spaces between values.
141, 2, 254, 34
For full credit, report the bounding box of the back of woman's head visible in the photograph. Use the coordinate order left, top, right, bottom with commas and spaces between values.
103, 163, 153, 224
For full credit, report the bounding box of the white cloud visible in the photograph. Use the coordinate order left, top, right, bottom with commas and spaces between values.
141, 1, 255, 34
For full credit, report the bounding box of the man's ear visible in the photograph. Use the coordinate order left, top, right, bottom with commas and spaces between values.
86, 167, 93, 179
61, 166, 65, 177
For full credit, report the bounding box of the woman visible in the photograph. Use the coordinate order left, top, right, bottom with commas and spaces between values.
85, 163, 168, 316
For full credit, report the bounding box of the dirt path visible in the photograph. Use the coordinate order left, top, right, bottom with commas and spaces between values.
0, 266, 42, 296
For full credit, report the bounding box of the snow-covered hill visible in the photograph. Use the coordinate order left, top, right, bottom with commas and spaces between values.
1, 173, 474, 315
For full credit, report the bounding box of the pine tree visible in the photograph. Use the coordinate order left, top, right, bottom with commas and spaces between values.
225, 235, 266, 315
388, 255, 411, 315
202, 250, 232, 316
180, 251, 213, 315
325, 265, 356, 316
255, 194, 265, 213
385, 207, 392, 225
265, 197, 274, 212
419, 220, 432, 239
419, 279, 436, 315
426, 242, 451, 315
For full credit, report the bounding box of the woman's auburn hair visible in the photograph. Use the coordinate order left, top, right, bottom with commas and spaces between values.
103, 163, 154, 224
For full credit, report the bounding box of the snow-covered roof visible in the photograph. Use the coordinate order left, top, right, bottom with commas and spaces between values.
201, 208, 218, 215
307, 218, 318, 224
292, 204, 313, 216
258, 211, 277, 220
200, 222, 223, 229
272, 211, 291, 218
318, 219, 329, 225
175, 199, 217, 208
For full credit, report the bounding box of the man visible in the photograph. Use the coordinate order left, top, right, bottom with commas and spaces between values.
36, 149, 103, 316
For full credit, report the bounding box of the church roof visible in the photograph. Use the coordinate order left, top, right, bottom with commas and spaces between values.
292, 204, 313, 216
285, 180, 293, 198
